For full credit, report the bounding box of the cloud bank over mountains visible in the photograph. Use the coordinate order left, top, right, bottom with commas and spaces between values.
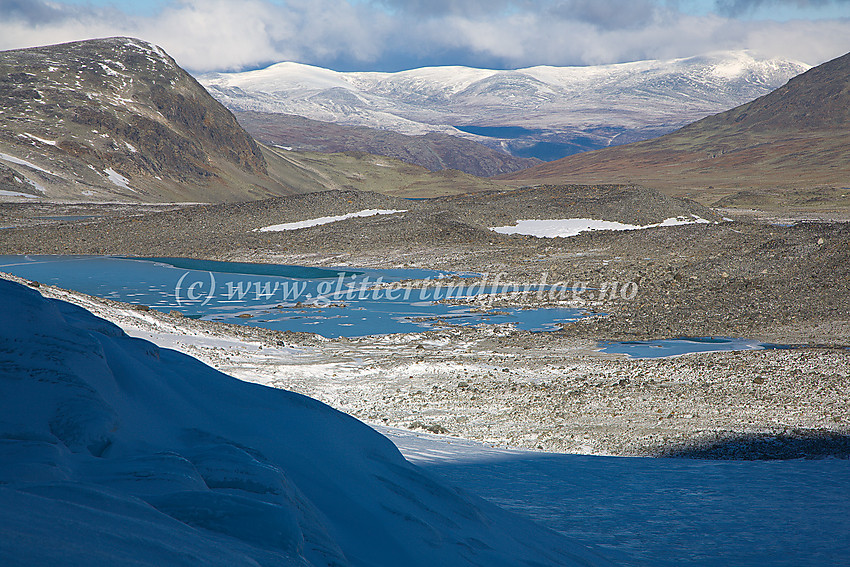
0, 0, 847, 72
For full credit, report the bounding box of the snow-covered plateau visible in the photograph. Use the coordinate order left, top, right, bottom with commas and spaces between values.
198, 51, 810, 151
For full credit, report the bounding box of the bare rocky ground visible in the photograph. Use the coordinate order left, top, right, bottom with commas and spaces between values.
1, 185, 848, 458
0, 201, 190, 229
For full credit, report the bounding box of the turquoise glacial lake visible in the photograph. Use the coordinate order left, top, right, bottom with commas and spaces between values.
0, 255, 789, 356
599, 337, 792, 358
0, 255, 585, 338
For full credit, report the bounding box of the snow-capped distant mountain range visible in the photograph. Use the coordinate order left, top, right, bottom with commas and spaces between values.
198, 51, 810, 160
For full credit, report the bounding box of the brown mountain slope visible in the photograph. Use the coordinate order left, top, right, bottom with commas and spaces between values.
259, 146, 508, 197
234, 111, 541, 177
0, 37, 295, 202
503, 51, 850, 212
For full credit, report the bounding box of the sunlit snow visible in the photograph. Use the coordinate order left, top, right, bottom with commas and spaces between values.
490, 215, 711, 238
198, 51, 810, 138
0, 151, 56, 177
23, 133, 57, 146
0, 189, 40, 198
258, 209, 407, 231
104, 167, 133, 191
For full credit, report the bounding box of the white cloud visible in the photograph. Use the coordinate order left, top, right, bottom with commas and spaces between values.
713, 0, 850, 17
744, 18, 850, 64
0, 0, 847, 71
139, 0, 293, 71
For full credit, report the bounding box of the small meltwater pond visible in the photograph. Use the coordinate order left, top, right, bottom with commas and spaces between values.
0, 255, 789, 357
599, 337, 793, 359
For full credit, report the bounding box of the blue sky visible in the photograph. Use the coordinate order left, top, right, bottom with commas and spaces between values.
1, 0, 848, 72
48, 0, 850, 20
680, 0, 850, 19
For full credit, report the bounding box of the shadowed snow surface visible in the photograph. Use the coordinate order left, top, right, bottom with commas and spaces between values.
0, 279, 609, 567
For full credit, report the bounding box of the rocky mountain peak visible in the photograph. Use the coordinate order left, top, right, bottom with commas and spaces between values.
689, 50, 850, 133
0, 37, 279, 201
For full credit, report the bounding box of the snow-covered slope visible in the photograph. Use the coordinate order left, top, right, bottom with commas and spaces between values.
389, 428, 850, 567
199, 51, 809, 155
0, 279, 609, 567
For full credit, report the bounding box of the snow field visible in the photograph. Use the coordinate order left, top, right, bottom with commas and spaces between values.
0, 279, 608, 567
490, 215, 712, 238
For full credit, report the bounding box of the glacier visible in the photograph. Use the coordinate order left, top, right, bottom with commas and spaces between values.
0, 278, 610, 566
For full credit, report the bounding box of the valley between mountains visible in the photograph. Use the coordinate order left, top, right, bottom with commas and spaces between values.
1, 35, 849, 567
1, 35, 848, 453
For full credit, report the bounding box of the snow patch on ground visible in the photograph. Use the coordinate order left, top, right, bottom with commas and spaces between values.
98, 62, 123, 77
0, 189, 40, 198
490, 215, 711, 238
0, 151, 56, 177
258, 209, 407, 231
23, 133, 57, 146
104, 167, 133, 191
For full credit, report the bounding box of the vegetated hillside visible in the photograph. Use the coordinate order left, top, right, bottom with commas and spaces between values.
260, 146, 509, 197
0, 37, 295, 202
236, 111, 540, 177
199, 51, 808, 161
503, 51, 850, 212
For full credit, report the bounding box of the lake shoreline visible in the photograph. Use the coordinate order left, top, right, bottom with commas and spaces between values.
8, 271, 847, 459
0, 190, 847, 346
1, 188, 847, 457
